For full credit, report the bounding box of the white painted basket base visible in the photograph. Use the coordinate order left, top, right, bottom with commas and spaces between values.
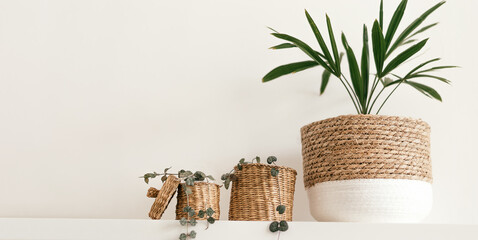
307, 179, 433, 223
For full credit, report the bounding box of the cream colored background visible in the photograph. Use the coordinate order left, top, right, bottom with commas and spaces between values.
0, 0, 476, 223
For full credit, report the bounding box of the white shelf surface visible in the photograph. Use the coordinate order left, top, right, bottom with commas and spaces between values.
0, 218, 477, 240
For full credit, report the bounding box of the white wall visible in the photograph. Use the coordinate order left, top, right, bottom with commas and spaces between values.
0, 0, 476, 224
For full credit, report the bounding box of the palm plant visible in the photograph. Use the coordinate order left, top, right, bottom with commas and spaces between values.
263, 0, 456, 114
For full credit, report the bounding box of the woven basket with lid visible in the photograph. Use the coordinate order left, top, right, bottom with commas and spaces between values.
228, 163, 297, 221
176, 182, 221, 220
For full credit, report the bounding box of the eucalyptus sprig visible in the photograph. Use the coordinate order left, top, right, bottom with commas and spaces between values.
265, 156, 288, 238
141, 168, 217, 240
263, 0, 456, 114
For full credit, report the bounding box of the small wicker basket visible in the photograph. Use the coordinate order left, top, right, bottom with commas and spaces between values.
301, 114, 432, 188
175, 182, 221, 220
228, 163, 297, 221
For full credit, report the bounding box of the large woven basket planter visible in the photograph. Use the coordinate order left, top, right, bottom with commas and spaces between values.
228, 163, 297, 221
301, 115, 433, 222
176, 182, 220, 220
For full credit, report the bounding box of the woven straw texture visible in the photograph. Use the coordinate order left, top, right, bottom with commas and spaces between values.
301, 115, 432, 188
175, 182, 220, 220
228, 163, 297, 221
148, 175, 180, 220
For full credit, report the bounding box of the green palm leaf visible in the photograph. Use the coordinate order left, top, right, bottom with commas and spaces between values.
385, 0, 408, 48
415, 65, 458, 74
372, 20, 386, 77
409, 74, 451, 84
382, 38, 428, 77
361, 25, 370, 104
305, 10, 336, 72
271, 33, 334, 73
320, 53, 344, 94
404, 58, 441, 77
406, 81, 442, 101
379, 0, 384, 30
270, 43, 296, 50
262, 61, 319, 82
386, 1, 445, 58
326, 14, 341, 75
320, 70, 332, 95
409, 22, 439, 38
342, 33, 364, 106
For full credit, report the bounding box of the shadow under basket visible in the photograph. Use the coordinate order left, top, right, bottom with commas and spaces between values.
301, 114, 433, 222
228, 163, 297, 221
176, 182, 221, 220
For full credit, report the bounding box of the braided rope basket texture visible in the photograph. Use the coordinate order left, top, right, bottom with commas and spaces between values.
148, 175, 180, 220
176, 182, 221, 220
301, 115, 432, 188
228, 163, 297, 221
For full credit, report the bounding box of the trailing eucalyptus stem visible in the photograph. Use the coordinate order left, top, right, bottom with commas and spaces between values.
141, 168, 217, 240
263, 0, 456, 114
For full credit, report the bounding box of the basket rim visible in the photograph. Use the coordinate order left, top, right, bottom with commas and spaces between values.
301, 114, 430, 132
234, 163, 297, 175
179, 181, 221, 187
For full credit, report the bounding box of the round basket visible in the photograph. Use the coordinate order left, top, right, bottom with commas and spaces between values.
148, 175, 180, 220
300, 115, 433, 222
175, 182, 220, 220
228, 163, 297, 221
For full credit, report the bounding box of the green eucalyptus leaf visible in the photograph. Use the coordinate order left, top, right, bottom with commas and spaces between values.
206, 175, 215, 181
269, 221, 279, 232
276, 205, 286, 214
189, 218, 197, 226
207, 217, 215, 224
255, 156, 261, 163
206, 207, 215, 217
279, 221, 289, 232
161, 175, 168, 182
144, 177, 149, 184
179, 217, 187, 226
179, 233, 187, 240
189, 230, 197, 239
164, 167, 171, 174
267, 156, 277, 164
224, 178, 231, 189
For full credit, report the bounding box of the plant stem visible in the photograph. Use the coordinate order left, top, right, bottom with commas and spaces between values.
365, 75, 380, 112
341, 74, 363, 111
367, 85, 386, 114
337, 75, 361, 114
375, 81, 404, 114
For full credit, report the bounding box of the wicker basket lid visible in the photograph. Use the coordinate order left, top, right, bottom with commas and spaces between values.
147, 175, 180, 220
